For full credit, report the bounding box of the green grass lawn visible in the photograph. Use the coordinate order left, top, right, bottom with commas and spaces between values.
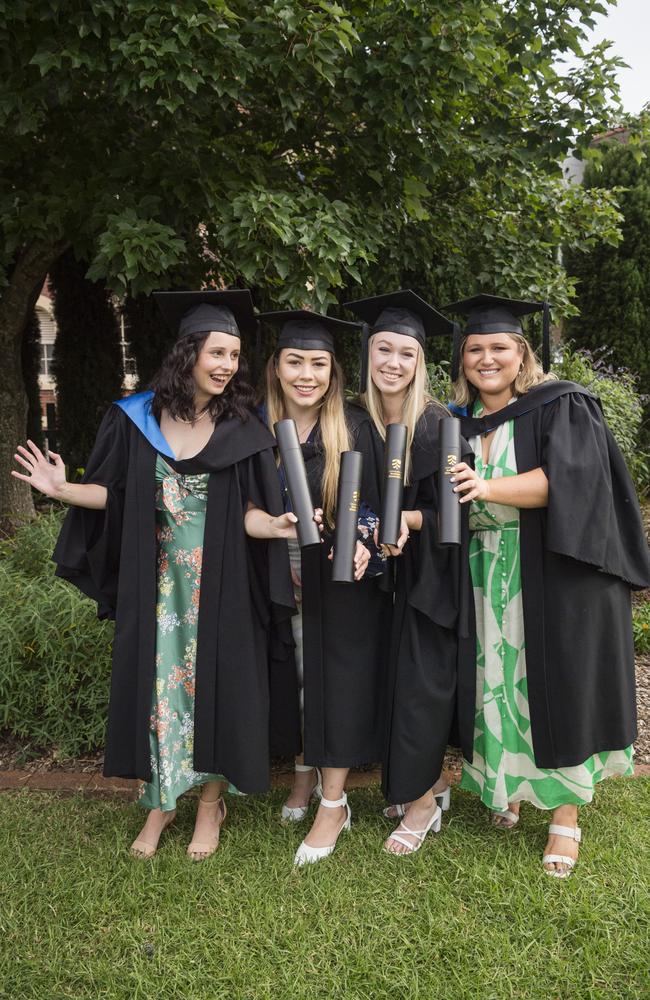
1, 780, 648, 1000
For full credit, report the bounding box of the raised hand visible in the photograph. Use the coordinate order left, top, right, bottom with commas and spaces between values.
12, 440, 67, 499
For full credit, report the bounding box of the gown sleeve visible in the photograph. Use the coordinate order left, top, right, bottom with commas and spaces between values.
52, 404, 130, 619
541, 391, 650, 588
239, 447, 296, 621
407, 428, 474, 635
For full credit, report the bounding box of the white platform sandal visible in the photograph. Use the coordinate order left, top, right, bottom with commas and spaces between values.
490, 808, 520, 829
542, 823, 581, 879
383, 784, 451, 820
384, 804, 443, 856
281, 764, 322, 823
293, 792, 351, 866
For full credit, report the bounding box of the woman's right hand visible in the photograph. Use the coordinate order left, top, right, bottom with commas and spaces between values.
270, 508, 324, 540
12, 441, 67, 499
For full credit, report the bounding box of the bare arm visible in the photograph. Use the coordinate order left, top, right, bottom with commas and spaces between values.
452, 462, 548, 508
244, 504, 324, 540
12, 440, 108, 510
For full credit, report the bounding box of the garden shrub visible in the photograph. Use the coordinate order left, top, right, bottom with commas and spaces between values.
0, 509, 113, 756
555, 345, 649, 495
633, 600, 650, 655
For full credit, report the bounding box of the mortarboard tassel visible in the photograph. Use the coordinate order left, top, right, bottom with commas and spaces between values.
542, 302, 551, 373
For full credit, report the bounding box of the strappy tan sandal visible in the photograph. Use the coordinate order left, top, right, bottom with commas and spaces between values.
130, 809, 176, 860
187, 797, 227, 862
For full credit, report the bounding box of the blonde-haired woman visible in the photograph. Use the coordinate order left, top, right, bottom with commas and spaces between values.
446, 293, 650, 877
345, 290, 467, 856
259, 309, 391, 865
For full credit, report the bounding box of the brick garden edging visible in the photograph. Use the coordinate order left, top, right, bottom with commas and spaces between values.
1, 764, 648, 799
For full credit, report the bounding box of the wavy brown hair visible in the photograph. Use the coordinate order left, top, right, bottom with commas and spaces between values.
150, 329, 256, 423
264, 350, 351, 528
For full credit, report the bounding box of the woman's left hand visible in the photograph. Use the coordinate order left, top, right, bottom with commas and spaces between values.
373, 511, 410, 557
451, 462, 489, 504
327, 540, 371, 581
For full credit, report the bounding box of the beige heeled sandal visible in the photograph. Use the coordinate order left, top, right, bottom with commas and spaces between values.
187, 797, 227, 862
130, 809, 176, 860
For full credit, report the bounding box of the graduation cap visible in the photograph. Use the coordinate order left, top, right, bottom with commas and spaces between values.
257, 309, 361, 354
342, 289, 455, 393
444, 293, 551, 380
153, 289, 257, 340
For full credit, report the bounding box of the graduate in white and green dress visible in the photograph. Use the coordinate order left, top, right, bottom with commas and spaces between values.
445, 293, 650, 878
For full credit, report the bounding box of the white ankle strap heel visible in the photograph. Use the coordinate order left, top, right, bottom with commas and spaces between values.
543, 823, 582, 879
293, 792, 351, 866
281, 766, 323, 823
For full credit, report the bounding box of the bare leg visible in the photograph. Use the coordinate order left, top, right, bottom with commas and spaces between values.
384, 771, 450, 819
302, 767, 349, 848
187, 779, 228, 861
284, 754, 319, 809
130, 807, 176, 859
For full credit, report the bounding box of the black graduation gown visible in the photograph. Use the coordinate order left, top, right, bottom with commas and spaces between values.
457, 380, 650, 769
356, 405, 471, 804
277, 404, 393, 767
52, 403, 295, 792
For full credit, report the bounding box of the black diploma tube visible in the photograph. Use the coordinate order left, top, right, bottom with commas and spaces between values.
379, 423, 408, 548
274, 419, 321, 548
332, 451, 363, 583
438, 416, 461, 546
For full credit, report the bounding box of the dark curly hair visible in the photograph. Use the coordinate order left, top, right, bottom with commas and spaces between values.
149, 329, 256, 423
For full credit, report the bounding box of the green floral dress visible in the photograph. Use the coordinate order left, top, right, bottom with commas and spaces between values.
139, 455, 230, 812
460, 403, 633, 813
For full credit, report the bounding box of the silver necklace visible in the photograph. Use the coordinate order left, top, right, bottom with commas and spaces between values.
176, 408, 211, 426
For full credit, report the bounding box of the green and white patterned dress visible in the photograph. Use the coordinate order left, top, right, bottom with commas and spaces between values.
139, 455, 231, 812
460, 403, 633, 813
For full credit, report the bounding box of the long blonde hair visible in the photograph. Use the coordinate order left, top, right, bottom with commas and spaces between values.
360, 337, 439, 482
451, 332, 556, 407
264, 351, 351, 528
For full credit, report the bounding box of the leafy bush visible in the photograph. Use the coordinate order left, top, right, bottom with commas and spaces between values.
0, 509, 113, 756
555, 344, 649, 495
633, 600, 650, 655
427, 362, 452, 408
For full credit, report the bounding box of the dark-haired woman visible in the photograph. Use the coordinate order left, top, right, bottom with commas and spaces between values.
12, 291, 299, 861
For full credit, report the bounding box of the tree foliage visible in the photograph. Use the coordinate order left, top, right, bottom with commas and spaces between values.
0, 1, 628, 519
50, 250, 122, 476
565, 129, 650, 398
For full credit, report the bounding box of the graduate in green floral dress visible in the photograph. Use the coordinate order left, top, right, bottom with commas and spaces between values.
445, 294, 650, 878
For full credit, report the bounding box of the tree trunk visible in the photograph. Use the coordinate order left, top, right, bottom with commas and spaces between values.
0, 240, 69, 533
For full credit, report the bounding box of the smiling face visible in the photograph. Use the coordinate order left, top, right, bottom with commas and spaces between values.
275, 348, 332, 410
191, 330, 241, 405
462, 333, 524, 399
369, 331, 419, 399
